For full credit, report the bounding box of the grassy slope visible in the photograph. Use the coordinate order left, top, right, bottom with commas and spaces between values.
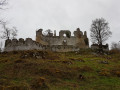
0, 50, 120, 90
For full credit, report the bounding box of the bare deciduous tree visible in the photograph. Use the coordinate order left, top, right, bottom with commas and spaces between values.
11, 27, 18, 39
111, 42, 120, 50
0, 21, 11, 39
0, 21, 18, 39
90, 18, 112, 50
43, 29, 52, 36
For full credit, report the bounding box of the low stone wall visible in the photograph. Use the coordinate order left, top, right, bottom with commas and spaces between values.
4, 38, 80, 52
91, 44, 109, 51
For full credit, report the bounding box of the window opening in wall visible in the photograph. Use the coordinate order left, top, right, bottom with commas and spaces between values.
63, 39, 67, 46
63, 33, 66, 37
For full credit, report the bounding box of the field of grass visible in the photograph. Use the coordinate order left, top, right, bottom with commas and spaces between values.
0, 50, 120, 90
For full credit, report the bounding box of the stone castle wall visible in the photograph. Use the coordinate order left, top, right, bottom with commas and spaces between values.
4, 28, 89, 52
4, 38, 80, 52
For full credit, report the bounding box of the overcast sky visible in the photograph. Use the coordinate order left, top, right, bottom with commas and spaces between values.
0, 0, 120, 46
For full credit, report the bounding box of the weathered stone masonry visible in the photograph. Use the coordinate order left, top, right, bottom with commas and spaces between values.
4, 28, 89, 52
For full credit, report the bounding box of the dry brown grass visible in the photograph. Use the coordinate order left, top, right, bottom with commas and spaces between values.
110, 65, 120, 77
99, 69, 111, 77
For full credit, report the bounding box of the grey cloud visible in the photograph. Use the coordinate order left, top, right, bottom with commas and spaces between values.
0, 0, 120, 46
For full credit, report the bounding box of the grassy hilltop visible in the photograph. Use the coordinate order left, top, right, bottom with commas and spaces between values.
0, 50, 120, 90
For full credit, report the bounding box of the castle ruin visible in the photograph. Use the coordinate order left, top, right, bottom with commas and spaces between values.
4, 28, 89, 52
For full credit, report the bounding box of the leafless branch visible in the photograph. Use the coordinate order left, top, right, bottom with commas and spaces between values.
43, 29, 52, 36
111, 42, 120, 50
11, 27, 18, 39
0, 0, 7, 10
0, 21, 11, 39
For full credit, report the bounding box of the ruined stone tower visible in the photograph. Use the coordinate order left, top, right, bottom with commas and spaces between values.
36, 29, 43, 43
36, 28, 89, 49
